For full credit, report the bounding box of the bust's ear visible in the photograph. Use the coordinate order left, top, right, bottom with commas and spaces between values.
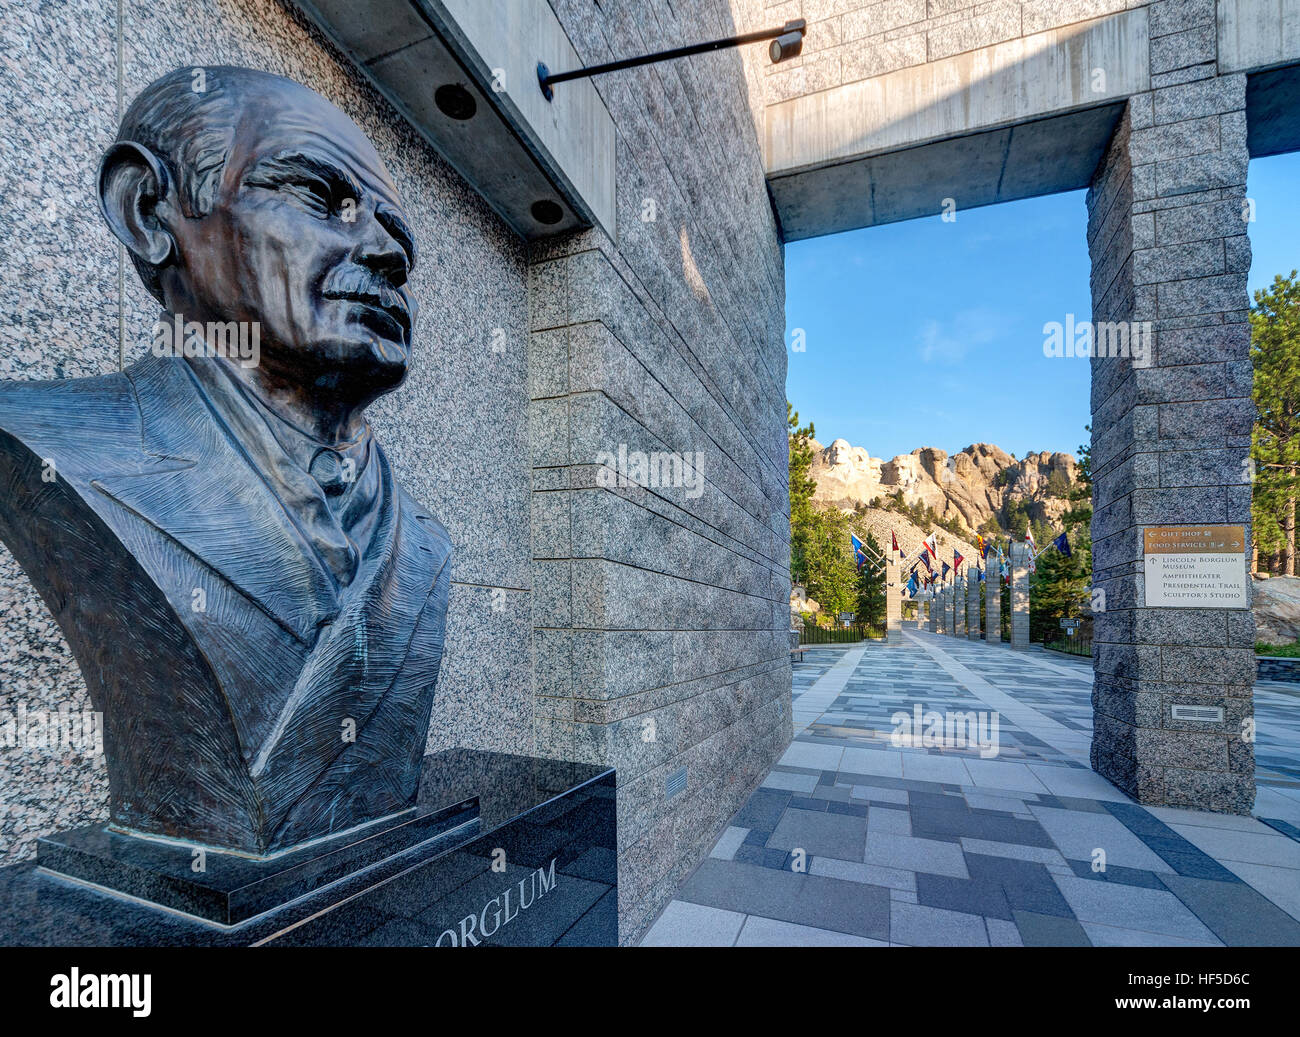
97, 141, 175, 268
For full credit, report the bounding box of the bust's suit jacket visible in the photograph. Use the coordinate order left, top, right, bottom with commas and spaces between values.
0, 355, 452, 855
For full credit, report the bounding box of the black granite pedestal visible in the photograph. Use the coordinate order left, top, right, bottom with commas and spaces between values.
0, 750, 617, 946
37, 797, 481, 926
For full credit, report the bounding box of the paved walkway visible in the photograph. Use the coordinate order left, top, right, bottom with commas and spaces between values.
641, 629, 1300, 946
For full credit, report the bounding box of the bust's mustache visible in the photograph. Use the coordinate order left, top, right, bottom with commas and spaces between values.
320, 267, 411, 336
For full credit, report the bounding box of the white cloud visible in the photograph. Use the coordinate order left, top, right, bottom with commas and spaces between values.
915, 307, 1009, 365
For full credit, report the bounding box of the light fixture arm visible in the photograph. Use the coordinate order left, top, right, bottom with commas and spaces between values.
538, 19, 806, 100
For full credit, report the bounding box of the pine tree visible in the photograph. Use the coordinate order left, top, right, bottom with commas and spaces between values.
788, 402, 819, 587
1002, 497, 1029, 538
1250, 273, 1300, 575
802, 507, 858, 620
855, 530, 886, 628
1028, 428, 1093, 643
788, 404, 863, 621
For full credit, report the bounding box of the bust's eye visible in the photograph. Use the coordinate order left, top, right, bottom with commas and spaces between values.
243, 159, 360, 220
282, 177, 333, 217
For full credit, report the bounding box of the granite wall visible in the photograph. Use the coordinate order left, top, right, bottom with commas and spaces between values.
531, 0, 792, 943
0, 0, 534, 863
0, 0, 792, 945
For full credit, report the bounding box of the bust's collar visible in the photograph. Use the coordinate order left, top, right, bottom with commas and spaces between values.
187, 358, 373, 478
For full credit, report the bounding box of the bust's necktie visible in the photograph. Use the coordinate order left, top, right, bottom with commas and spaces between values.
307, 447, 360, 585
309, 447, 349, 499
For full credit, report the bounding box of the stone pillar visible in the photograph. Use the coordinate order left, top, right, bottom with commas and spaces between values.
927, 595, 937, 632
984, 568, 1001, 645
886, 553, 902, 636
945, 585, 956, 636
967, 571, 981, 640
1086, 9, 1255, 813
1009, 544, 1030, 649
954, 575, 966, 637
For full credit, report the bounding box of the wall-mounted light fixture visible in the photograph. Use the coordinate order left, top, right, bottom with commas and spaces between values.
434, 83, 477, 121
538, 19, 807, 101
768, 29, 804, 64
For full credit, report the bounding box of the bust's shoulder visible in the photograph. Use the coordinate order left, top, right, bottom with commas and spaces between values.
0, 367, 139, 430
0, 366, 145, 473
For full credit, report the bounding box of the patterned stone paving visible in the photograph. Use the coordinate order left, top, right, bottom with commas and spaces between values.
641, 630, 1300, 946
1255, 681, 1300, 791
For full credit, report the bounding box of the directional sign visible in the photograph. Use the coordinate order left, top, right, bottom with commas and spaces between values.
1143, 525, 1247, 608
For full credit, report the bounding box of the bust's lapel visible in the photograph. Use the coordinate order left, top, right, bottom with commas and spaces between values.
249, 453, 452, 837
90, 356, 338, 645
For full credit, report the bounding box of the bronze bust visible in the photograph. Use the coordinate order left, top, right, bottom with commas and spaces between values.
0, 67, 452, 855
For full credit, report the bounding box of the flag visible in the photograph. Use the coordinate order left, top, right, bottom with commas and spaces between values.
892, 530, 900, 553
976, 533, 985, 559
1053, 531, 1072, 558
1025, 528, 1037, 552
851, 533, 867, 570
918, 551, 933, 574
906, 574, 918, 597
953, 550, 964, 572
941, 561, 950, 579
922, 533, 937, 560
978, 567, 985, 582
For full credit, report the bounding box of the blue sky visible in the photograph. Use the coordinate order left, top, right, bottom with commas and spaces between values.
784, 151, 1300, 462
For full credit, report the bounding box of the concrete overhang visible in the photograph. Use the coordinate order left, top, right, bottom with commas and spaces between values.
291, 0, 616, 240
1218, 0, 1300, 74
1245, 63, 1300, 156
764, 11, 1149, 240
1219, 0, 1300, 157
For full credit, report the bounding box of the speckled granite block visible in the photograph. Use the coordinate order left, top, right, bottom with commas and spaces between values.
0, 0, 123, 869
0, 0, 534, 865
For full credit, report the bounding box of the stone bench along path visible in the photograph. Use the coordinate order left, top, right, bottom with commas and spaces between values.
641, 630, 1300, 947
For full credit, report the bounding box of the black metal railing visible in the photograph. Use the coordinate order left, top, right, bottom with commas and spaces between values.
1043, 632, 1092, 657
799, 623, 885, 645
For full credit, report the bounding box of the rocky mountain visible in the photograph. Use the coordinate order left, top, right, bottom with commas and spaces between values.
809, 438, 1079, 534
1254, 575, 1300, 644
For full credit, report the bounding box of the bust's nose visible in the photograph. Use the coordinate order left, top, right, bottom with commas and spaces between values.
356, 213, 409, 288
